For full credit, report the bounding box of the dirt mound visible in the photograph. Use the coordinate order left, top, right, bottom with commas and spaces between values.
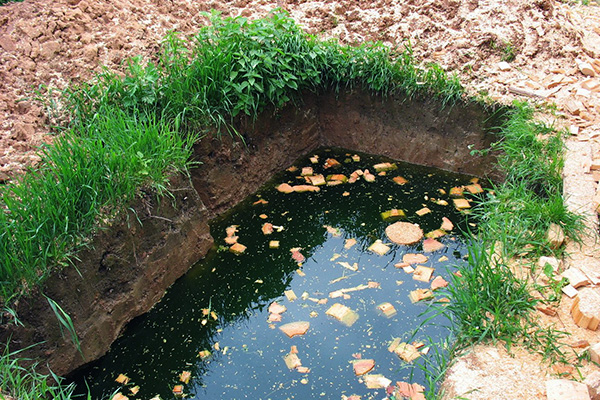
0, 0, 598, 176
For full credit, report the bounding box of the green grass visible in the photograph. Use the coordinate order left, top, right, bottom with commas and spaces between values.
0, 344, 80, 400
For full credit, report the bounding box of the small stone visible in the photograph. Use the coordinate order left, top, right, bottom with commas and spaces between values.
545, 379, 591, 400
497, 61, 511, 71
547, 223, 565, 249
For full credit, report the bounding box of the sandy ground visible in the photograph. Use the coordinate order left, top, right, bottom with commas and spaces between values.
1, 0, 600, 398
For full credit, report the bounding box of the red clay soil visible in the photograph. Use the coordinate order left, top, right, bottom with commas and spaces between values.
1, 0, 600, 398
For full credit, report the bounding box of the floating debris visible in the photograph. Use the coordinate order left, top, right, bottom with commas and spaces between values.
363, 170, 376, 182
353, 359, 375, 376
253, 199, 269, 205
431, 276, 449, 290
351, 154, 360, 162
129, 386, 139, 395
293, 185, 320, 193
301, 167, 314, 176
326, 303, 359, 326
409, 289, 433, 303
453, 198, 471, 209
368, 240, 390, 255
283, 352, 302, 369
416, 207, 431, 216
402, 253, 428, 264
337, 261, 358, 271
413, 266, 434, 282
344, 238, 357, 249
449, 187, 464, 197
229, 243, 247, 255
324, 158, 341, 169
393, 176, 408, 185
277, 183, 294, 193
115, 374, 130, 385
112, 393, 129, 400
441, 217, 454, 231
425, 229, 446, 239
385, 222, 423, 245
377, 302, 397, 318
179, 371, 191, 384
290, 248, 306, 263
262, 223, 274, 235
464, 183, 483, 194
279, 321, 310, 338
197, 350, 211, 359
307, 174, 326, 186
324, 225, 342, 236
259, 214, 268, 219
394, 342, 421, 362
269, 301, 287, 315
284, 290, 297, 302
381, 209, 406, 222
373, 162, 397, 172
363, 374, 392, 389
422, 238, 444, 252
310, 156, 319, 164
172, 385, 184, 396
269, 240, 280, 249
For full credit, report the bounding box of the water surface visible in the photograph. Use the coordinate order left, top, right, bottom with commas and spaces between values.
72, 148, 478, 400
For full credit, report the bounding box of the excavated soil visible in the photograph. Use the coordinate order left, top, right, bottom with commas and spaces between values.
1, 0, 600, 399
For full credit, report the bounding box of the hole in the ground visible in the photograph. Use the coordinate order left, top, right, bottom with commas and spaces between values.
69, 147, 484, 399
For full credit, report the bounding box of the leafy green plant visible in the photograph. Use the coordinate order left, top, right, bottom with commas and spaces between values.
45, 295, 82, 357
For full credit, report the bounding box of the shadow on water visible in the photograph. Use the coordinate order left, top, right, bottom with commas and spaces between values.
70, 148, 481, 400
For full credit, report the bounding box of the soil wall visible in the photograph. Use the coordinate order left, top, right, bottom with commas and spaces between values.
0, 90, 497, 377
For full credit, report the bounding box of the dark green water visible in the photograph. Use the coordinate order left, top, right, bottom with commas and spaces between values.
71, 148, 479, 400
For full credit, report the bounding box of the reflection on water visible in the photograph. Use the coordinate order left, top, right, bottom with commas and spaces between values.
71, 148, 479, 400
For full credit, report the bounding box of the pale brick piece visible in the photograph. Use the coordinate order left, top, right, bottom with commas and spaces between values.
571, 288, 600, 330
562, 268, 591, 288
590, 342, 600, 364
584, 371, 600, 400
545, 379, 591, 400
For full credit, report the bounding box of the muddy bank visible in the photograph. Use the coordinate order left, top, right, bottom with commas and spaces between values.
1, 89, 497, 377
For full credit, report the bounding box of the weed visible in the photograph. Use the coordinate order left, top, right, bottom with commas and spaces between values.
0, 343, 78, 400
